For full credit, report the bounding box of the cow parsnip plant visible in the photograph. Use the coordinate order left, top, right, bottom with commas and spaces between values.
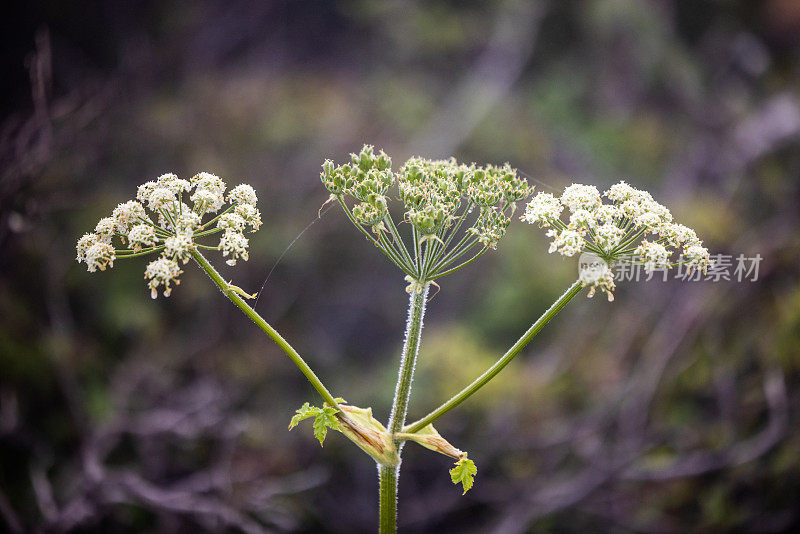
78, 146, 711, 533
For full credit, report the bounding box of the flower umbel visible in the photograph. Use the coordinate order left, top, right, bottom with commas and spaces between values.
523, 181, 712, 300
321, 145, 531, 282
76, 172, 261, 298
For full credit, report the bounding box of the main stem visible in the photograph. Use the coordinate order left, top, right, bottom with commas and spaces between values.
190, 249, 340, 409
405, 279, 583, 433
380, 283, 430, 534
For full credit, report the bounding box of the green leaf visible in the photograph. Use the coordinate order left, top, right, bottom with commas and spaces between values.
288, 402, 340, 446
312, 406, 340, 446
450, 457, 477, 495
288, 402, 317, 430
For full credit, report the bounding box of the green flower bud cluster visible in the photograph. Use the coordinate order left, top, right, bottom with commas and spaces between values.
396, 159, 527, 246
321, 145, 393, 232
467, 164, 529, 207
397, 157, 465, 235
322, 145, 532, 282
469, 207, 511, 249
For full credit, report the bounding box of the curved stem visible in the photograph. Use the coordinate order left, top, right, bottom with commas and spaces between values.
190, 249, 340, 409
404, 279, 583, 433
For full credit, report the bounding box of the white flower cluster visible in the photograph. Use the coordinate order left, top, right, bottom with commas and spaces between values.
76, 172, 261, 297
523, 181, 712, 300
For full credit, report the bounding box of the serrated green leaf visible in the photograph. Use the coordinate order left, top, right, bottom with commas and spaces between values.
288, 402, 318, 430
312, 413, 329, 445
450, 457, 477, 495
289, 402, 340, 446
312, 406, 339, 446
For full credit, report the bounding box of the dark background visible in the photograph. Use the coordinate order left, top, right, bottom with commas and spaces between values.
2, 1, 800, 532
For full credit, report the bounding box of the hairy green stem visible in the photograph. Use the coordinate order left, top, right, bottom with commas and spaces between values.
387, 283, 430, 433
379, 465, 398, 534
190, 249, 340, 409
405, 279, 583, 433
380, 282, 430, 533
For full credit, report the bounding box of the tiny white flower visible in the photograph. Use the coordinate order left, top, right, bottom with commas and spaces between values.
561, 184, 601, 213
234, 203, 262, 231
522, 192, 562, 226
163, 232, 194, 264
227, 184, 258, 206
191, 172, 226, 212
128, 224, 158, 251
684, 244, 712, 273
192, 172, 226, 189
568, 209, 594, 231
156, 173, 192, 195
84, 242, 116, 272
659, 223, 698, 247
593, 222, 624, 250
144, 257, 183, 298
595, 204, 621, 224
579, 258, 616, 301
94, 217, 116, 242
634, 211, 662, 230
137, 181, 158, 203
548, 229, 583, 256
217, 212, 246, 232
218, 230, 249, 266
112, 200, 148, 234
604, 181, 636, 202
147, 186, 177, 211
76, 233, 100, 262
175, 211, 202, 233
635, 240, 670, 273
620, 198, 647, 219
